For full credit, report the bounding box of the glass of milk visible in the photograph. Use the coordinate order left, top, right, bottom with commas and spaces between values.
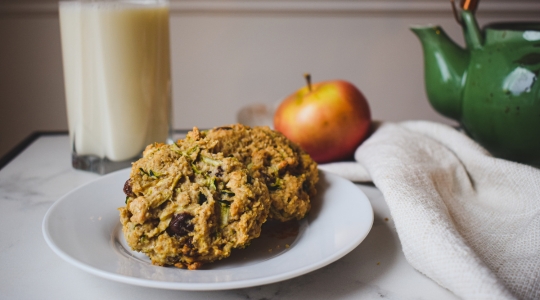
59, 0, 172, 174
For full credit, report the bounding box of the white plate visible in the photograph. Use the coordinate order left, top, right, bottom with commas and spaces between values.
43, 169, 373, 290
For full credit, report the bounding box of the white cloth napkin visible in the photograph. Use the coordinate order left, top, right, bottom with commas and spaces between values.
319, 121, 540, 300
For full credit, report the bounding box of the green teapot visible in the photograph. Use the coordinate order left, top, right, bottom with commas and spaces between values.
412, 2, 540, 165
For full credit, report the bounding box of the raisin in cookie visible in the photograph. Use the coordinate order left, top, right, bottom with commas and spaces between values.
119, 142, 270, 270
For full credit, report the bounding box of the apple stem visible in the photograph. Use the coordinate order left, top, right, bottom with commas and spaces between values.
304, 73, 312, 92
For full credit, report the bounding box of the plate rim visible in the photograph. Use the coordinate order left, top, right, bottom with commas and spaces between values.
42, 168, 374, 290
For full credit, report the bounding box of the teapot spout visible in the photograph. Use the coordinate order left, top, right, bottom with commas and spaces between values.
411, 26, 469, 120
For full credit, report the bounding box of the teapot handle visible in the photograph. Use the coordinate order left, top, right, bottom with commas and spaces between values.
451, 0, 480, 25
461, 0, 479, 12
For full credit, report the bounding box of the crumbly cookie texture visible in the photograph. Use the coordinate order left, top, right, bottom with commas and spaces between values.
180, 124, 319, 222
119, 142, 271, 270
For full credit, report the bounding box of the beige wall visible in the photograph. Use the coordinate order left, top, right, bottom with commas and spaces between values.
1, 0, 539, 158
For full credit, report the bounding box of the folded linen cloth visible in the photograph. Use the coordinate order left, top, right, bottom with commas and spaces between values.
319, 121, 540, 300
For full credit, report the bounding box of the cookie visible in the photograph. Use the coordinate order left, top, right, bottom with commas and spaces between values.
180, 124, 319, 222
119, 142, 271, 269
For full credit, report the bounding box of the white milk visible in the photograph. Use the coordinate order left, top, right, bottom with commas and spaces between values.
59, 0, 171, 162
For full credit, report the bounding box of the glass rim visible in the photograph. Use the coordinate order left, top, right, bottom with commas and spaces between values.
58, 0, 169, 4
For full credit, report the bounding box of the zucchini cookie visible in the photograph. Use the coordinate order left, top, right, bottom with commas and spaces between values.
119, 142, 271, 270
179, 124, 319, 222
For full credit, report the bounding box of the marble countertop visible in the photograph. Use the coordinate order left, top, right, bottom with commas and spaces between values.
0, 134, 460, 299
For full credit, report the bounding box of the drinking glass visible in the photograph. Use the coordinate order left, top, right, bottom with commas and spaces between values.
59, 0, 172, 174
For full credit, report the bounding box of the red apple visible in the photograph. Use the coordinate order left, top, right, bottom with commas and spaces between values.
274, 75, 371, 163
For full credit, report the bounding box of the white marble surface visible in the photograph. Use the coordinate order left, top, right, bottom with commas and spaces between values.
0, 135, 460, 299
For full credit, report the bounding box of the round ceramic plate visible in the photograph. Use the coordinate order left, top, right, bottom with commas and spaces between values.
42, 168, 373, 290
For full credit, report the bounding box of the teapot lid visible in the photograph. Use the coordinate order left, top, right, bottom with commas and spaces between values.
483, 22, 540, 44
485, 22, 540, 32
